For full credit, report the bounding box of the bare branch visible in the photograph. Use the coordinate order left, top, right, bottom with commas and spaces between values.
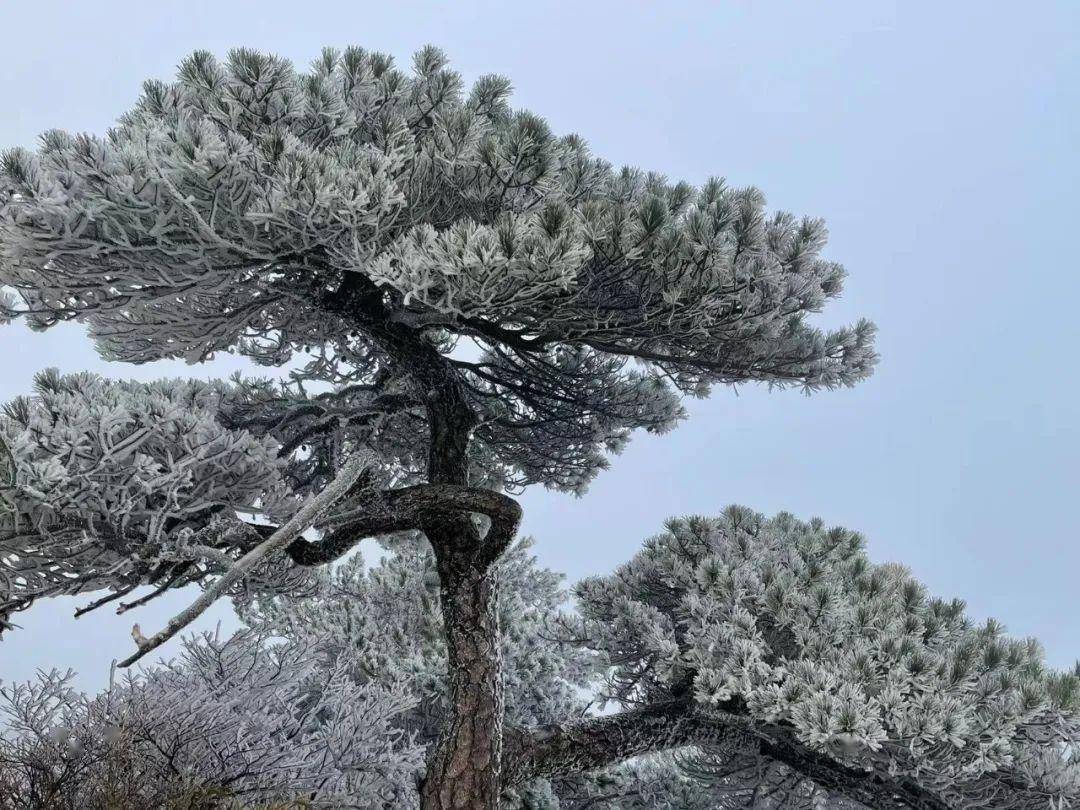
73, 584, 138, 619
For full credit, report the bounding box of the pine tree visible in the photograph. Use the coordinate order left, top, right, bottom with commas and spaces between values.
541, 509, 1080, 808
0, 45, 879, 807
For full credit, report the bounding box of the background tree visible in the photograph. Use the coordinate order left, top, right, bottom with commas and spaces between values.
0, 630, 424, 809
0, 45, 876, 807
530, 508, 1080, 809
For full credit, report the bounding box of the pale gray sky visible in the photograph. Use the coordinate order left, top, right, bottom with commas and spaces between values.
1, 1, 1076, 690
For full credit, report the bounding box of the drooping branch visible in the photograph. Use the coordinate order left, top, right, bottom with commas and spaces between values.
118, 451, 372, 668
504, 700, 952, 810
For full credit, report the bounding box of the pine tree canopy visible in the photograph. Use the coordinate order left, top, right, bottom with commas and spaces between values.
0, 45, 875, 493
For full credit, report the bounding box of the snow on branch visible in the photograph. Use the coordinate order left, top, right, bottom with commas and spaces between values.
0, 629, 424, 807
0, 370, 297, 635
118, 450, 371, 668
0, 45, 877, 494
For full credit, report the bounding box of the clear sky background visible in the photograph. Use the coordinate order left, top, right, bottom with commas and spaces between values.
0, 1, 1076, 691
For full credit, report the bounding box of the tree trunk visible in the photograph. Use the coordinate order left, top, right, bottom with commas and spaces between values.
327, 274, 511, 808
420, 542, 504, 810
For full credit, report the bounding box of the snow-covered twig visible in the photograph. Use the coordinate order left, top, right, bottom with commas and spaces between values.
118, 451, 371, 668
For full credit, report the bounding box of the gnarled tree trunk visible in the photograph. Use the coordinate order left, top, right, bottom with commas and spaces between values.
330, 274, 515, 809
414, 348, 507, 810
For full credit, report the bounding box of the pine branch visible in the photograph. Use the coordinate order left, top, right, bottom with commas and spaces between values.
284, 483, 522, 567
117, 451, 371, 668
504, 700, 952, 810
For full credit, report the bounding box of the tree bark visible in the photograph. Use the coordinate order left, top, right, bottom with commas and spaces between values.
283, 478, 521, 809
400, 320, 509, 810
421, 531, 505, 809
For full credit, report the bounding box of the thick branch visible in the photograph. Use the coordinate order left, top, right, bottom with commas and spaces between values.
504, 700, 951, 810
285, 483, 522, 567
502, 700, 748, 785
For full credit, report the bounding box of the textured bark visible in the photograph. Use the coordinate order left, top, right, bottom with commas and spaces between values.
282, 477, 520, 808
422, 535, 505, 809
285, 483, 521, 567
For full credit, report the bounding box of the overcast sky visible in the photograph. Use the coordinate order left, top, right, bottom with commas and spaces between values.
1, 0, 1076, 691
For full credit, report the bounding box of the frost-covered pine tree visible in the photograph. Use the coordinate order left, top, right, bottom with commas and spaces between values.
0, 44, 880, 808
541, 508, 1080, 809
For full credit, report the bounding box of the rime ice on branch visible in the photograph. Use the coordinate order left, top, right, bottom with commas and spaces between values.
0, 45, 875, 495
0, 370, 304, 632
0, 630, 425, 809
